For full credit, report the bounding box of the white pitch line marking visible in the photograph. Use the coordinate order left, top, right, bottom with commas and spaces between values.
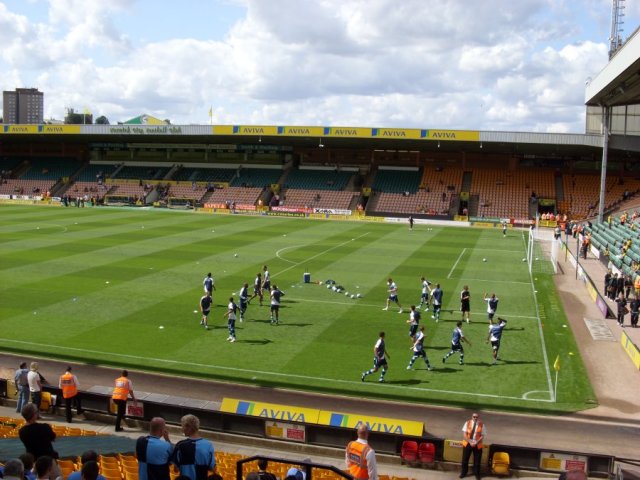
0, 337, 552, 403
274, 232, 371, 278
284, 297, 538, 319
521, 231, 554, 401
447, 248, 467, 279
275, 245, 304, 264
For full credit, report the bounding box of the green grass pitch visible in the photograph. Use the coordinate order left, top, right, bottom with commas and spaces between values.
0, 205, 595, 414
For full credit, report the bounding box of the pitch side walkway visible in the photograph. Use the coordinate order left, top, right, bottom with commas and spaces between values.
1, 235, 639, 473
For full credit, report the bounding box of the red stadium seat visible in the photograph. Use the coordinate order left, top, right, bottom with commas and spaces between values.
419, 442, 436, 465
400, 440, 418, 465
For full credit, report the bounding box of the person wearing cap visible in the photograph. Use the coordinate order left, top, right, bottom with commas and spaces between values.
27, 362, 42, 409
59, 366, 82, 423
460, 412, 486, 480
19, 403, 58, 459
345, 425, 378, 480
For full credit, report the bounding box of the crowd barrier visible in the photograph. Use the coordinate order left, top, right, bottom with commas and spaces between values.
0, 379, 615, 477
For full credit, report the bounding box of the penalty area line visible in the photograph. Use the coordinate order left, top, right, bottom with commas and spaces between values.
0, 337, 551, 403
447, 248, 466, 279
274, 232, 371, 278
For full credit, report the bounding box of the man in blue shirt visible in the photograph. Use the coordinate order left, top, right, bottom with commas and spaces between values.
443, 321, 472, 365
137, 417, 173, 480
172, 414, 216, 480
238, 283, 249, 322
14, 362, 29, 413
431, 284, 443, 322
486, 318, 507, 365
67, 451, 106, 480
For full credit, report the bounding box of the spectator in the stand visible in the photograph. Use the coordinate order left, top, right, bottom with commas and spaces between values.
34, 456, 55, 480
608, 273, 618, 300
245, 459, 277, 480
604, 270, 612, 297
617, 272, 625, 298
67, 451, 105, 480
19, 403, 58, 459
625, 274, 633, 299
27, 362, 43, 409
136, 417, 173, 480
81, 461, 100, 480
19, 453, 36, 480
616, 292, 628, 327
173, 414, 216, 480
3, 459, 25, 480
345, 425, 378, 480
14, 362, 30, 414
630, 296, 639, 328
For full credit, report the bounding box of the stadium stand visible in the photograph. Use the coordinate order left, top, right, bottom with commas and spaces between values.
283, 168, 353, 191
165, 184, 208, 203
202, 186, 263, 206
19, 158, 80, 181
75, 164, 118, 182
112, 166, 171, 181
371, 168, 422, 194
562, 173, 640, 219
471, 168, 555, 219
229, 168, 283, 188
171, 167, 237, 183
280, 189, 358, 210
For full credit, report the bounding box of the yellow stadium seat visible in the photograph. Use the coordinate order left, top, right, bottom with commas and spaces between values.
39, 392, 54, 413
492, 451, 510, 476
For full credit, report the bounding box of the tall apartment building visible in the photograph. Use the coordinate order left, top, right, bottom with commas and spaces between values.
2, 88, 44, 124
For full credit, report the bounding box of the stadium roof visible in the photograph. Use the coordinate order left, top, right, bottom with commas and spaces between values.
0, 124, 606, 157
586, 27, 640, 107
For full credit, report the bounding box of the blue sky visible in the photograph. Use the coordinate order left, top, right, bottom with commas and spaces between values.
0, 0, 638, 132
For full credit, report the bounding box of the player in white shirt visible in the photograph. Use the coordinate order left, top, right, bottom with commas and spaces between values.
223, 297, 238, 342
418, 277, 432, 311
383, 278, 403, 313
406, 326, 433, 371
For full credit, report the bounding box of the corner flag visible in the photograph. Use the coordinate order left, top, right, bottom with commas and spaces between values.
208, 106, 213, 118
553, 354, 560, 372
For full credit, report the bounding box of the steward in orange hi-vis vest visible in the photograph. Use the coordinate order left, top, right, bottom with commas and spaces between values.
58, 366, 82, 423
346, 440, 371, 479
112, 376, 131, 400
112, 370, 136, 432
462, 419, 484, 448
59, 372, 77, 398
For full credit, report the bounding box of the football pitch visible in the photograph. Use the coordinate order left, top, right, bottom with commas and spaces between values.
0, 206, 596, 414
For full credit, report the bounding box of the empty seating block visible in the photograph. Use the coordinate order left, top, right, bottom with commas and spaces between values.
281, 189, 358, 210
230, 168, 283, 187
373, 169, 422, 194
284, 169, 353, 191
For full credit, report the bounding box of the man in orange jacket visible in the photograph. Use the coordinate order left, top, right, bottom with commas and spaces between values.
460, 412, 486, 480
58, 366, 82, 423
345, 425, 378, 479
112, 370, 136, 432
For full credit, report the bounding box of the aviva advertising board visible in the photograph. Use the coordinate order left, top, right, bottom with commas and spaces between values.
213, 125, 479, 142
220, 397, 423, 436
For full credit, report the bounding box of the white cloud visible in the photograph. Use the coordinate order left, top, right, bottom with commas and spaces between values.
0, 0, 625, 131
